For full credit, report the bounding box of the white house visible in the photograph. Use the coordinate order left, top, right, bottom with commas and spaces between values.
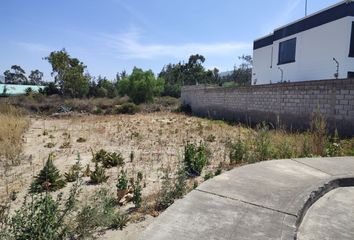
252, 0, 354, 85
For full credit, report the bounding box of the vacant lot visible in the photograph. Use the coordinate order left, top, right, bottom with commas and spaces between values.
1, 110, 353, 239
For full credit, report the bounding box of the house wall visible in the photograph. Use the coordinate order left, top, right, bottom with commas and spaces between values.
181, 79, 354, 136
253, 17, 354, 85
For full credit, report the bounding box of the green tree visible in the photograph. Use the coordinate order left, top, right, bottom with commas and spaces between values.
3, 65, 27, 84
117, 67, 164, 104
28, 70, 44, 85
45, 49, 90, 98
30, 154, 66, 193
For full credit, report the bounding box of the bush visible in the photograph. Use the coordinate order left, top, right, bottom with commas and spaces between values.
64, 157, 82, 182
254, 124, 274, 161
184, 142, 208, 177
30, 154, 66, 193
116, 171, 129, 191
133, 176, 142, 208
90, 164, 109, 184
204, 172, 214, 181
115, 102, 140, 115
275, 140, 294, 159
229, 138, 248, 164
110, 212, 130, 230
93, 149, 124, 168
325, 130, 342, 157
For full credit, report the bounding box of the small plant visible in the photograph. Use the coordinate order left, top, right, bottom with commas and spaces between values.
30, 154, 66, 193
130, 151, 135, 162
83, 164, 91, 177
110, 212, 130, 230
77, 137, 86, 143
93, 149, 124, 168
183, 142, 208, 177
133, 174, 142, 208
90, 163, 109, 184
65, 156, 82, 182
275, 140, 294, 159
214, 168, 222, 176
255, 124, 274, 161
204, 172, 214, 181
115, 102, 140, 115
310, 110, 327, 156
44, 142, 55, 148
117, 171, 129, 191
60, 141, 71, 149
206, 134, 216, 142
229, 138, 248, 164
325, 130, 342, 157
301, 134, 312, 157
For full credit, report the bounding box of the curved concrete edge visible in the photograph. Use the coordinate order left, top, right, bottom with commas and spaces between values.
140, 157, 354, 240
291, 176, 354, 240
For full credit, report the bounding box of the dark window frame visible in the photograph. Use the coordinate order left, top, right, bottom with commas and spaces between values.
349, 22, 354, 58
278, 38, 297, 65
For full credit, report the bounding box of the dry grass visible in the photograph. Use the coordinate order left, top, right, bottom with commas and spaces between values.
0, 102, 29, 165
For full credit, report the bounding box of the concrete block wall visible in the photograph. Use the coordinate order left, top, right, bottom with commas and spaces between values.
181, 79, 354, 136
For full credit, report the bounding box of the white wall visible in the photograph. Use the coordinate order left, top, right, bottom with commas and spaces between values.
253, 16, 354, 85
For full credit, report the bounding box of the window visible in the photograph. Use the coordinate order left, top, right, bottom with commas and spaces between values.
349, 22, 354, 57
278, 38, 296, 65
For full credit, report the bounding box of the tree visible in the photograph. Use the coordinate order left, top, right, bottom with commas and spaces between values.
28, 70, 44, 85
117, 67, 164, 104
221, 55, 253, 86
45, 49, 90, 98
3, 65, 27, 84
30, 154, 66, 193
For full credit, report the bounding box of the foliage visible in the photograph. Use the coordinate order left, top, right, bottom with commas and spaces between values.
64, 156, 82, 182
30, 154, 66, 193
118, 67, 164, 104
90, 163, 109, 184
116, 171, 129, 191
3, 65, 27, 84
204, 172, 214, 181
28, 70, 44, 85
183, 142, 208, 177
310, 111, 327, 156
115, 102, 140, 115
206, 134, 216, 142
110, 212, 130, 230
254, 124, 274, 161
3, 161, 82, 240
325, 130, 342, 157
75, 188, 118, 238
220, 55, 253, 86
132, 174, 142, 208
92, 149, 124, 168
275, 139, 294, 159
155, 167, 187, 211
45, 49, 90, 98
229, 138, 248, 164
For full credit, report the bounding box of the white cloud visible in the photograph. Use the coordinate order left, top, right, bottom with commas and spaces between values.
17, 42, 51, 53
97, 29, 251, 60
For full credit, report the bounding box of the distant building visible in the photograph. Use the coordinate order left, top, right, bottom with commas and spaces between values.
252, 0, 354, 85
0, 84, 45, 96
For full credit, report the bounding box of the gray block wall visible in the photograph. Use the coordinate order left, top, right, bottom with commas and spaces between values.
181, 79, 354, 136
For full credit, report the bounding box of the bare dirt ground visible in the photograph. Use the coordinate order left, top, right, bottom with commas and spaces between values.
3, 112, 250, 239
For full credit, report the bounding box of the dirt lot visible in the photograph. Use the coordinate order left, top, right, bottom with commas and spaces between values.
2, 112, 249, 239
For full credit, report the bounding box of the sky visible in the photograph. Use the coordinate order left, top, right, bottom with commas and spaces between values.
0, 0, 341, 81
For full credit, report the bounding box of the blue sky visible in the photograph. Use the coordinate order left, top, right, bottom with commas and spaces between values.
0, 0, 340, 80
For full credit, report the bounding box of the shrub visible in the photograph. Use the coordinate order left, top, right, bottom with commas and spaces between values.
110, 212, 130, 230
325, 130, 342, 157
93, 149, 124, 168
116, 171, 129, 191
184, 142, 208, 177
229, 138, 248, 164
301, 134, 312, 157
275, 140, 294, 159
30, 154, 66, 193
90, 164, 109, 184
204, 172, 214, 181
76, 137, 86, 143
310, 111, 327, 156
115, 102, 140, 115
133, 174, 142, 208
254, 124, 274, 161
64, 157, 82, 182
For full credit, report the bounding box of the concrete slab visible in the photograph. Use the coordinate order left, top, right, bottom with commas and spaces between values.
140, 190, 296, 240
197, 159, 329, 214
293, 157, 354, 176
297, 187, 354, 240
